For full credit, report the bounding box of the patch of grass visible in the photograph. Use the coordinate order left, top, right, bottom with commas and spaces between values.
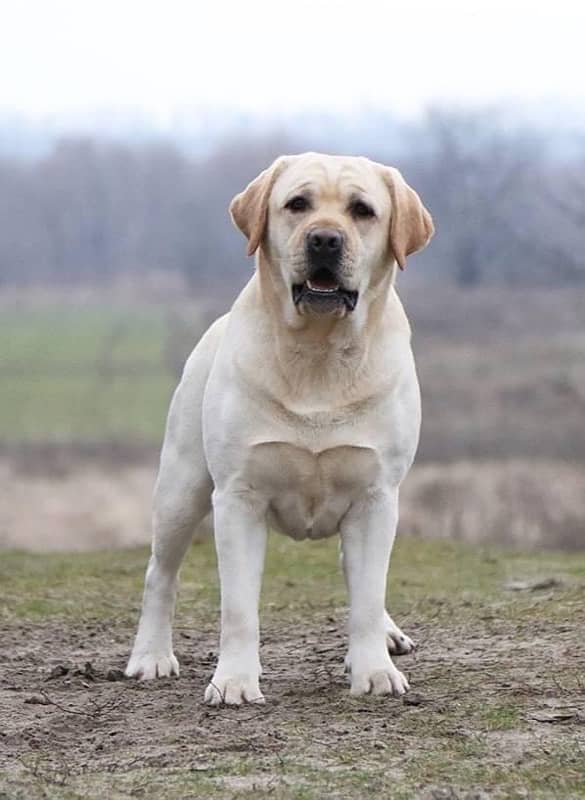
2, 372, 174, 442
2, 536, 584, 628
31, 748, 579, 800
7, 764, 229, 800
481, 704, 522, 731
3, 307, 167, 369
0, 304, 180, 444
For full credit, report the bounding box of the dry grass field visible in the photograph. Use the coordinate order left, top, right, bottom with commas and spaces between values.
1, 284, 583, 552
2, 455, 584, 553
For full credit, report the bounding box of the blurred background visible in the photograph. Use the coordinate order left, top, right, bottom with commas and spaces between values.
1, 0, 584, 552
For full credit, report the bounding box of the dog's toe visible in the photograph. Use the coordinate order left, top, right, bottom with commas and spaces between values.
350, 663, 409, 698
204, 674, 264, 706
125, 652, 179, 681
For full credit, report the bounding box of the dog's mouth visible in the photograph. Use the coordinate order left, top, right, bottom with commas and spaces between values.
292, 269, 358, 313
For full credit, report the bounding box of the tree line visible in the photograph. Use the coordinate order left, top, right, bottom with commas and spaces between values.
1, 110, 584, 292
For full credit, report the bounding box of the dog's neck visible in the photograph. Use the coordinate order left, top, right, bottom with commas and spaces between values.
251, 251, 407, 408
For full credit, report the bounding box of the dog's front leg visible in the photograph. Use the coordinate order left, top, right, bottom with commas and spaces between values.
340, 488, 409, 697
204, 490, 267, 706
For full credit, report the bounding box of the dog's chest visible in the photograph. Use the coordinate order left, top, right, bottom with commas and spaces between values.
246, 441, 381, 540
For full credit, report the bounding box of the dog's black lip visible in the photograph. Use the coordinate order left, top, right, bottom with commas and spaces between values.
292, 282, 358, 311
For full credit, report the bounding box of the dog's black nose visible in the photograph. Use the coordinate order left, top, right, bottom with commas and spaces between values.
306, 228, 343, 258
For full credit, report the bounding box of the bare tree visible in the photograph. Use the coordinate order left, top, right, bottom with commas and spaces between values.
0, 114, 583, 292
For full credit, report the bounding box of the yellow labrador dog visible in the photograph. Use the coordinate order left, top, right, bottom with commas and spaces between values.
126, 153, 434, 704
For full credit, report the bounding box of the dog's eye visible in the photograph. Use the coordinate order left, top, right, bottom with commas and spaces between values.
350, 200, 375, 219
285, 196, 310, 212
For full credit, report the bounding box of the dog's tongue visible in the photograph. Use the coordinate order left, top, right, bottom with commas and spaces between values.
307, 271, 339, 291
312, 278, 337, 290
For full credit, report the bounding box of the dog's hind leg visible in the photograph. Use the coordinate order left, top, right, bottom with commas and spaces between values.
126, 318, 225, 680
125, 457, 212, 680
384, 611, 415, 655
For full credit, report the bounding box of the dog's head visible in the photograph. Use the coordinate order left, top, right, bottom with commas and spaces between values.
230, 153, 433, 318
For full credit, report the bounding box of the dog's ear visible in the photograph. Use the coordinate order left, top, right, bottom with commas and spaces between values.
382, 167, 434, 269
230, 157, 289, 256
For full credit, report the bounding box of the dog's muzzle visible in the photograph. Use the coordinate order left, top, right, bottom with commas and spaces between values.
291, 228, 358, 314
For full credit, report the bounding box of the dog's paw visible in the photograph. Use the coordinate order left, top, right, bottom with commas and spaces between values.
125, 651, 179, 680
351, 665, 409, 697
384, 613, 416, 656
346, 647, 409, 698
350, 662, 409, 697
204, 672, 264, 706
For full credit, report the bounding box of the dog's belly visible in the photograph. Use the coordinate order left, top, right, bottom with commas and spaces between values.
246, 441, 381, 540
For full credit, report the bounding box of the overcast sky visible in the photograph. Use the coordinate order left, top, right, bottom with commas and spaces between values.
2, 0, 584, 124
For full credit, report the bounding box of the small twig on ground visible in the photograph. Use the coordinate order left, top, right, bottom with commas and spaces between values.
207, 679, 225, 705
33, 689, 123, 718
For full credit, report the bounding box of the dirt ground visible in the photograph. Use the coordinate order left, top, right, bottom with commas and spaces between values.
2, 509, 584, 799
1, 594, 584, 798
